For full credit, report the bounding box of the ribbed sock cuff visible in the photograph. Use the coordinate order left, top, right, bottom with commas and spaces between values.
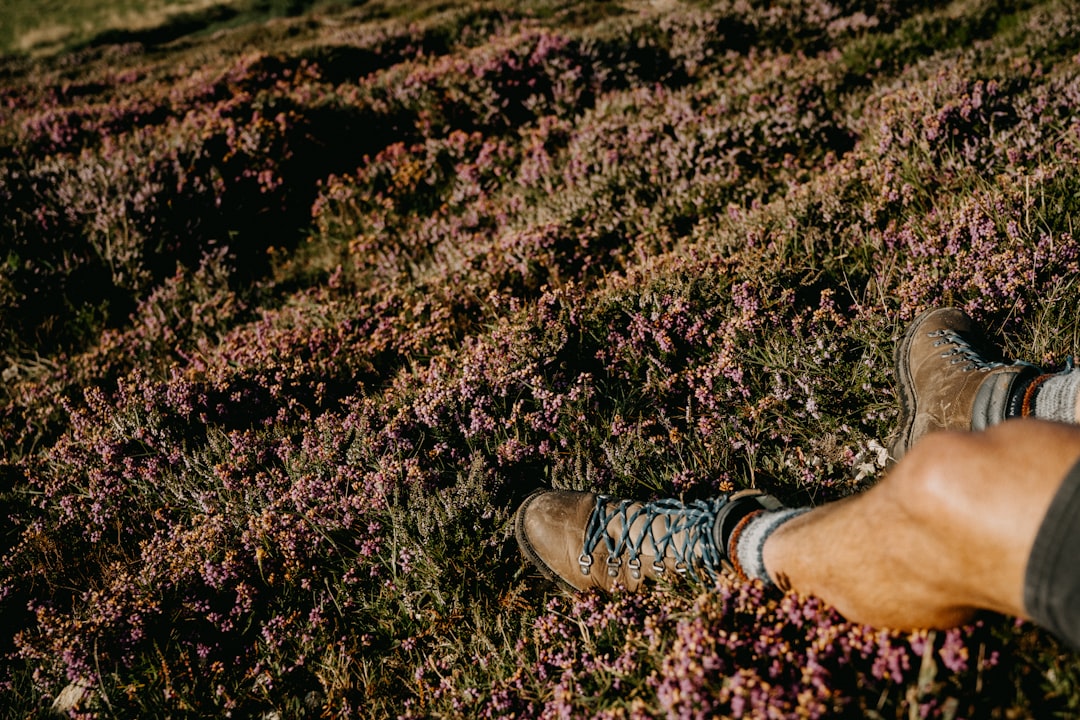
730, 507, 811, 585
1032, 370, 1080, 424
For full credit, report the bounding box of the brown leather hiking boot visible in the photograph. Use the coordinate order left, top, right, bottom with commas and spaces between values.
514, 488, 782, 592
891, 307, 1040, 461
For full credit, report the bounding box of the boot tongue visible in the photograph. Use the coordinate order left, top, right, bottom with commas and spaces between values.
711, 491, 786, 554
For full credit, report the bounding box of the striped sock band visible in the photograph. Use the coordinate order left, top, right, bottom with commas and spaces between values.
1031, 370, 1080, 424
730, 507, 811, 585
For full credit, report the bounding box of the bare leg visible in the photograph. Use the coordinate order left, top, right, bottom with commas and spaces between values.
763, 418, 1080, 629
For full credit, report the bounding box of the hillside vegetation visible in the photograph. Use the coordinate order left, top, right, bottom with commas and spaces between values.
2, 0, 1080, 716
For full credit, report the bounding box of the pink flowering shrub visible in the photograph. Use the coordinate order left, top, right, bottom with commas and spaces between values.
480, 585, 1007, 719
2, 0, 1080, 717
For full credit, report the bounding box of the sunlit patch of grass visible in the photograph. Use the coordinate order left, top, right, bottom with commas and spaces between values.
2, 0, 373, 56
5, 0, 238, 54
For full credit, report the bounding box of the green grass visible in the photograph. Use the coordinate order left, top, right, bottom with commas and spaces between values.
0, 0, 370, 56
2, 0, 234, 55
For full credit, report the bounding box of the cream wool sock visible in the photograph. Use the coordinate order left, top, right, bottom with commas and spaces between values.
729, 507, 811, 585
1028, 369, 1080, 424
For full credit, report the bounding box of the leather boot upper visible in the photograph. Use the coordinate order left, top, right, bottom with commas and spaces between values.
891, 307, 1038, 461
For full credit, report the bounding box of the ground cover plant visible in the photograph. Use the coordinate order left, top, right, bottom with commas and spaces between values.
2, 0, 1080, 716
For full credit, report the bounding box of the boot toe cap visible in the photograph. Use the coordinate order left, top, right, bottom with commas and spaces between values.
515, 490, 597, 591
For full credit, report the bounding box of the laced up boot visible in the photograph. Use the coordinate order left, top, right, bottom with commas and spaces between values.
891, 307, 1041, 461
514, 488, 783, 592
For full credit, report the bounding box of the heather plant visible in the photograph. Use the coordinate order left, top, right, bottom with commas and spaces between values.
2, 0, 1080, 717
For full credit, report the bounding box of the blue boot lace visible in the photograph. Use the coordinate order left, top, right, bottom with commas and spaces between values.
927, 328, 1004, 372
928, 328, 1047, 374
579, 495, 727, 582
